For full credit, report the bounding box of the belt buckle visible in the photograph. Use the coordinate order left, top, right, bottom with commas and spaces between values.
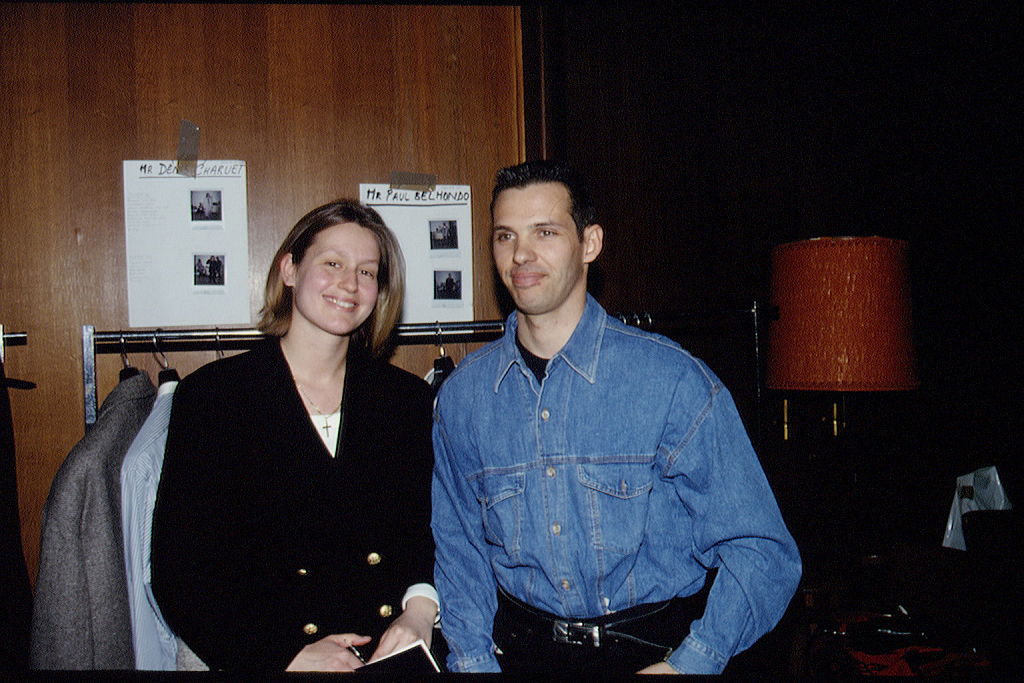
552, 620, 601, 647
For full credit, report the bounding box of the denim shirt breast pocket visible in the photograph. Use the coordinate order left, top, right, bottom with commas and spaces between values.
477, 471, 526, 555
577, 462, 654, 555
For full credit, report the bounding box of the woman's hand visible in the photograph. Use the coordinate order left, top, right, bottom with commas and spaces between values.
286, 633, 371, 671
369, 596, 437, 661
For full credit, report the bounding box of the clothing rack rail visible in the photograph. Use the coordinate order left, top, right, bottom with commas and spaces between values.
82, 302, 769, 430
81, 321, 507, 427
1, 325, 29, 364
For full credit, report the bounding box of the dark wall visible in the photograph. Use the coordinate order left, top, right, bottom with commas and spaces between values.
532, 4, 1021, 551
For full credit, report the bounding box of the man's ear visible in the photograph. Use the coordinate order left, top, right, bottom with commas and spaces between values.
279, 252, 297, 287
581, 224, 604, 264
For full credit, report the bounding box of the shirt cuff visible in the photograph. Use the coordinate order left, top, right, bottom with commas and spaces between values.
666, 633, 729, 675
401, 583, 441, 624
450, 651, 501, 673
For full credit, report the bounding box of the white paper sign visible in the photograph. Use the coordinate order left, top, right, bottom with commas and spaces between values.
123, 160, 250, 327
360, 184, 473, 323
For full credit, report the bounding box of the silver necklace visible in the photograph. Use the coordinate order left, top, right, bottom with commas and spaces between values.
295, 383, 341, 439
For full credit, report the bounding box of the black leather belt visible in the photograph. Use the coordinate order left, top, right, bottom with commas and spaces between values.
552, 619, 604, 647
497, 586, 672, 649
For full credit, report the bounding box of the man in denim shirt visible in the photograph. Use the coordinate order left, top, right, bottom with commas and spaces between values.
432, 161, 801, 674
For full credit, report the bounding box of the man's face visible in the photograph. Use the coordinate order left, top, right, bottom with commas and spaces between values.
492, 182, 601, 320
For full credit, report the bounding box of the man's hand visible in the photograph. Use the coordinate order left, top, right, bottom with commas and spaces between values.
637, 661, 678, 674
369, 596, 437, 661
286, 633, 371, 671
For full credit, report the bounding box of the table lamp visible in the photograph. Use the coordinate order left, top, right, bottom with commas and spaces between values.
766, 236, 918, 439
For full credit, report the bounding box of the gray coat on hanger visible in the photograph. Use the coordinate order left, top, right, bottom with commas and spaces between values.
31, 372, 156, 670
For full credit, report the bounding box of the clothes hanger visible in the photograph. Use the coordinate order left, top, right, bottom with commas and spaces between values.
214, 327, 225, 359
152, 332, 180, 384
431, 322, 455, 392
0, 357, 35, 390
0, 326, 35, 389
119, 333, 140, 381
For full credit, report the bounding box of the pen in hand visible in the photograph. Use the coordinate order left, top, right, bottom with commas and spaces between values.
348, 645, 367, 665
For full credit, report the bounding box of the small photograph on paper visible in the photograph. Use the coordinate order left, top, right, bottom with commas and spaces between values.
429, 219, 459, 250
434, 270, 462, 300
190, 190, 223, 222
194, 254, 226, 286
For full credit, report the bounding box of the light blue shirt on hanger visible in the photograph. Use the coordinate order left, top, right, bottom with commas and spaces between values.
121, 381, 178, 670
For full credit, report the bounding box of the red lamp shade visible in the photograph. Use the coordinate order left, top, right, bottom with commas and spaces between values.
766, 237, 919, 391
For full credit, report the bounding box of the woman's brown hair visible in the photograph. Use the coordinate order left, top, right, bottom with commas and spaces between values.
257, 199, 404, 356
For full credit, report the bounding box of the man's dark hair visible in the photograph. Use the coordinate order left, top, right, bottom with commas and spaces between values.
490, 160, 596, 237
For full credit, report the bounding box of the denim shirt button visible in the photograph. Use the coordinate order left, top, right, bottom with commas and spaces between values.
545, 466, 556, 478
551, 522, 561, 535
561, 579, 571, 590
540, 409, 550, 421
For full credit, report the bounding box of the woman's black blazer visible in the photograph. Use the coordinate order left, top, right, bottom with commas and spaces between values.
152, 339, 434, 671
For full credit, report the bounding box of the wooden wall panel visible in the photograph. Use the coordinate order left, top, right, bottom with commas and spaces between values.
0, 3, 522, 584
2, 2, 76, 590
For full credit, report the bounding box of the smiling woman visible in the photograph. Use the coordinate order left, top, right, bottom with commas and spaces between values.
260, 201, 405, 355
150, 199, 441, 672
281, 222, 381, 345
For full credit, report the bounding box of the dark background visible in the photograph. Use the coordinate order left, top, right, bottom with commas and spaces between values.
525, 2, 1021, 671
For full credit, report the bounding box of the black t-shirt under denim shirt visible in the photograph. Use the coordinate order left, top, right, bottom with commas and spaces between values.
516, 335, 548, 385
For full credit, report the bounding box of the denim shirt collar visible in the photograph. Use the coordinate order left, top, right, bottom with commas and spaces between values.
493, 293, 606, 393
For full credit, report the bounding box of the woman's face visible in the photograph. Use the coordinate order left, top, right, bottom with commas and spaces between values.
280, 222, 381, 340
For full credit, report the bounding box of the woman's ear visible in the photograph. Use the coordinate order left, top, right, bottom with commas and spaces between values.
279, 252, 297, 287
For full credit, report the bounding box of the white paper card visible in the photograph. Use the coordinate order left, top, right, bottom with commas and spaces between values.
123, 160, 250, 327
360, 184, 473, 323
